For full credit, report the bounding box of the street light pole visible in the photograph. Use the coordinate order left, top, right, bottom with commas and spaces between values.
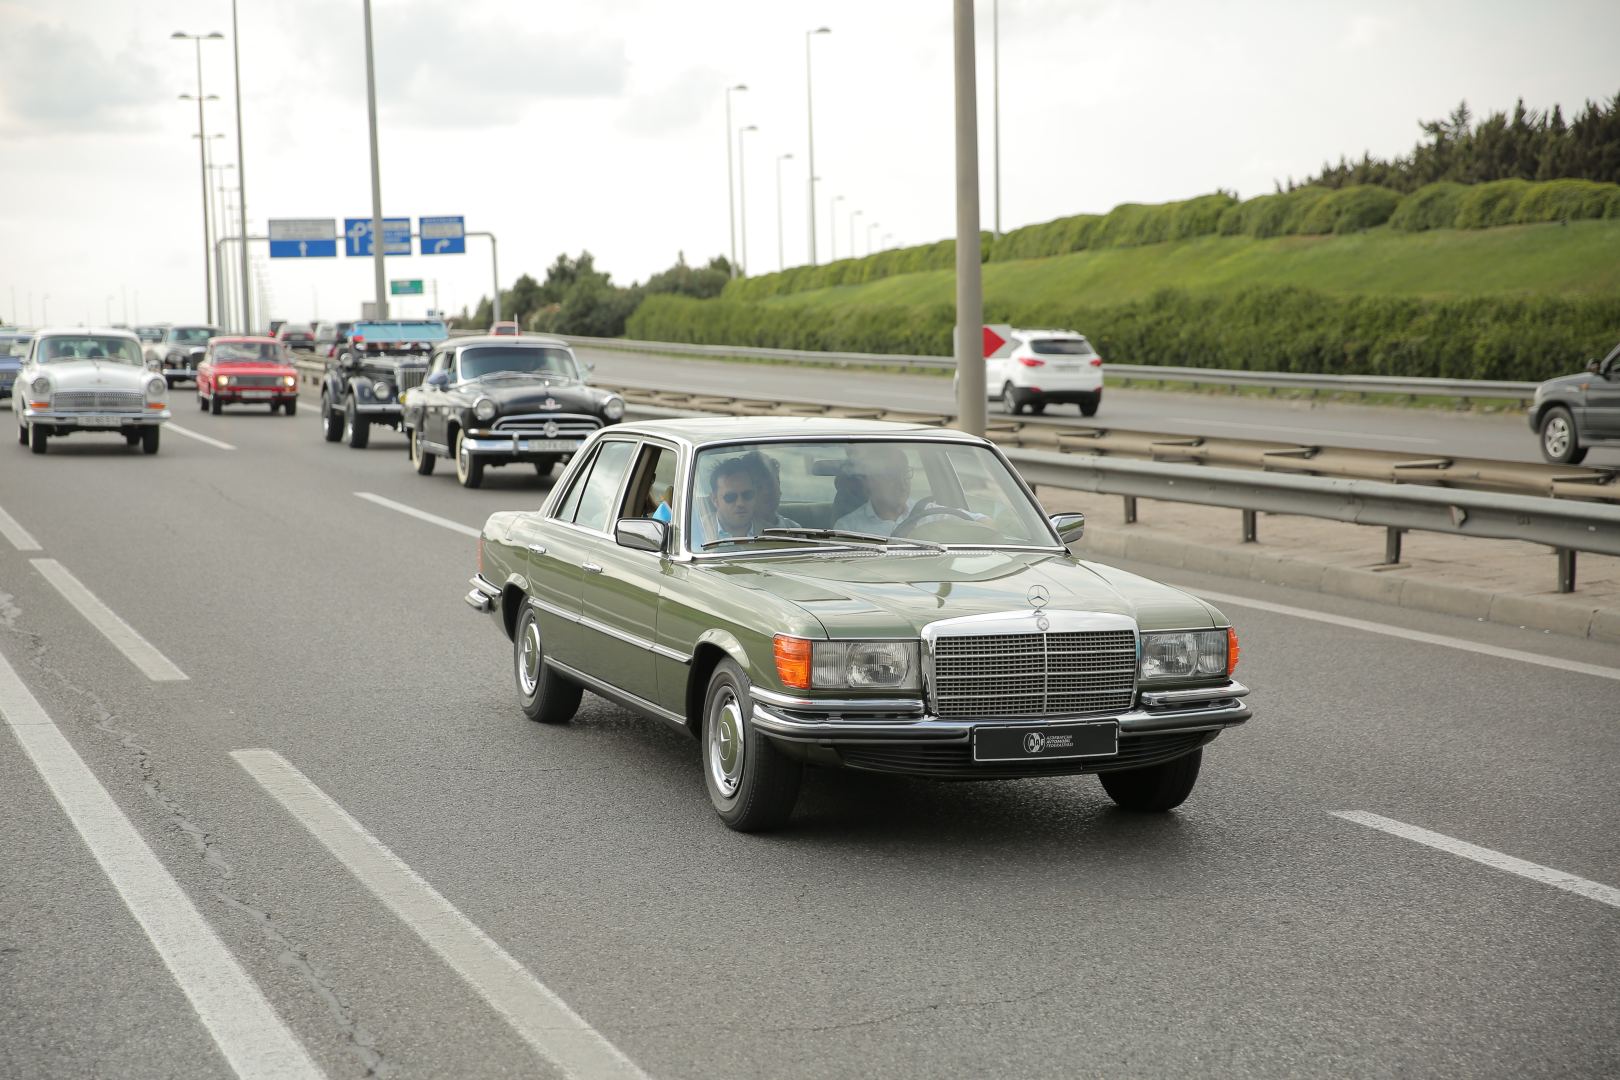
362, 0, 388, 319
229, 0, 252, 332
724, 84, 747, 278
849, 209, 862, 260
737, 125, 757, 276
993, 0, 1001, 238
954, 0, 985, 436
466, 231, 501, 324
868, 221, 879, 256
173, 31, 222, 323
776, 152, 793, 271
805, 27, 830, 265
830, 194, 843, 259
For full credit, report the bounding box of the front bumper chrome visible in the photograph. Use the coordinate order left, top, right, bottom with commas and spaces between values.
465, 574, 501, 613
749, 681, 1250, 744
25, 410, 170, 426
353, 401, 401, 415
460, 433, 585, 457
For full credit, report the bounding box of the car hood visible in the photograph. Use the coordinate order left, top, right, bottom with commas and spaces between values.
1537, 373, 1592, 396
33, 360, 153, 389
705, 550, 1223, 638
463, 378, 602, 411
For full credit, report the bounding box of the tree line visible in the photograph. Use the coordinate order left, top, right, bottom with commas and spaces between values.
453, 252, 732, 337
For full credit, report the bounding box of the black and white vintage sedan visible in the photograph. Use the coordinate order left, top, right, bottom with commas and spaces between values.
401, 335, 624, 488
144, 324, 218, 387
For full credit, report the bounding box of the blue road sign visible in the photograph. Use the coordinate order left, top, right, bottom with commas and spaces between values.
344, 217, 412, 257
268, 218, 337, 258
419, 215, 465, 255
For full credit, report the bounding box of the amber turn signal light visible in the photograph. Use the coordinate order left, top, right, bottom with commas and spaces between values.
773, 635, 812, 690
1227, 627, 1241, 675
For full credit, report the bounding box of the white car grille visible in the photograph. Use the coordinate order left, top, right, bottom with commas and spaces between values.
52, 390, 144, 412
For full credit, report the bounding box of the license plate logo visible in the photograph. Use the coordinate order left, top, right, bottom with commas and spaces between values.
972, 721, 1118, 762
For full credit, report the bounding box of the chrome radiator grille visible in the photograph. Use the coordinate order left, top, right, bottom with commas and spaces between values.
494, 413, 602, 437
931, 630, 1136, 718
229, 375, 283, 388
52, 390, 143, 412
396, 368, 426, 392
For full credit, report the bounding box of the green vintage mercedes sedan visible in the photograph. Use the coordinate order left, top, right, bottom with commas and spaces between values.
466, 417, 1251, 831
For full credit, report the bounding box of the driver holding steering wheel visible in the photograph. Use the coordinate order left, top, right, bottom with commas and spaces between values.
835, 444, 988, 537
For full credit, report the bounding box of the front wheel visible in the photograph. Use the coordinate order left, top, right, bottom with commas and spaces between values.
29, 424, 46, 454
454, 429, 483, 488
321, 392, 343, 442
702, 658, 802, 832
18, 417, 28, 445
514, 603, 582, 723
344, 396, 370, 449
283, 398, 298, 417
1098, 748, 1202, 812
1539, 406, 1587, 465
209, 392, 222, 415
141, 426, 160, 455
410, 427, 436, 476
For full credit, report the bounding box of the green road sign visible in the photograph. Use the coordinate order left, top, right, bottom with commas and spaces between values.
390, 279, 424, 296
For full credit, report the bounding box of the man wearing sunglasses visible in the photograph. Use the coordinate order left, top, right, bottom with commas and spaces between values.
695, 455, 799, 548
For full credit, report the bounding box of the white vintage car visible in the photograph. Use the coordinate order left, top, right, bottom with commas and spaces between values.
15, 328, 171, 455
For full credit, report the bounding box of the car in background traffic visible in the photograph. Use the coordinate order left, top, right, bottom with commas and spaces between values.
488, 321, 520, 336
134, 325, 166, 345
275, 322, 317, 353
15, 328, 169, 454
973, 326, 1105, 417
314, 320, 354, 358
0, 330, 31, 398
401, 334, 623, 487
1530, 341, 1620, 464
197, 337, 300, 415
145, 324, 218, 387
320, 318, 448, 448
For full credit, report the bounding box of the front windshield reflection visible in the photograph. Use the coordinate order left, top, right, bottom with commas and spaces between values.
688, 440, 1056, 551
38, 336, 144, 366
458, 345, 579, 381
214, 342, 283, 363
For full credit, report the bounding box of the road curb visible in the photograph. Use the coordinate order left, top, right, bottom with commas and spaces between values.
1077, 524, 1619, 643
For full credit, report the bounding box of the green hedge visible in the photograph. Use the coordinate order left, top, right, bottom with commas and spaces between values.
1389, 182, 1469, 231
629, 288, 1620, 383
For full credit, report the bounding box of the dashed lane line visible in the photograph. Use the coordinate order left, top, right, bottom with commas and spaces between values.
0, 653, 326, 1080
30, 558, 187, 681
0, 501, 42, 551
166, 423, 237, 450
1183, 585, 1620, 683
232, 749, 653, 1080
1332, 811, 1620, 911
354, 492, 481, 538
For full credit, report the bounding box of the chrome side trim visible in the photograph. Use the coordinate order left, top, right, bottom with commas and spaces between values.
751, 687, 926, 716
420, 438, 452, 456
529, 594, 691, 665
1140, 681, 1249, 707
529, 596, 580, 622
545, 658, 688, 731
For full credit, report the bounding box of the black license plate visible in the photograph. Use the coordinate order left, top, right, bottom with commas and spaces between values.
972, 721, 1119, 763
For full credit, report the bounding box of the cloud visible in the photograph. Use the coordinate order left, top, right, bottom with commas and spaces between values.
617, 66, 724, 136
0, 20, 167, 135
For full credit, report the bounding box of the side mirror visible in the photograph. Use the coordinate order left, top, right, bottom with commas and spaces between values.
1586, 358, 1601, 374
1050, 512, 1085, 546
615, 518, 668, 554
426, 371, 450, 389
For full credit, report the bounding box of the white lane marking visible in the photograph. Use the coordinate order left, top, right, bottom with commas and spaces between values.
0, 654, 325, 1080
1333, 811, 1620, 911
166, 423, 237, 451
1185, 585, 1620, 684
0, 502, 42, 551
1163, 417, 1440, 445
30, 558, 188, 681
354, 492, 480, 538
232, 750, 652, 1080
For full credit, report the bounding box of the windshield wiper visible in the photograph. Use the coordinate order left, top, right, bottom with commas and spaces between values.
758, 527, 946, 552
699, 533, 845, 551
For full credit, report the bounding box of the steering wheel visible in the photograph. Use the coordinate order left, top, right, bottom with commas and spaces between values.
891, 498, 976, 538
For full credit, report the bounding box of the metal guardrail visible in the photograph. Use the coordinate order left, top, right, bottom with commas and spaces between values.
564, 335, 1540, 402
615, 398, 1617, 593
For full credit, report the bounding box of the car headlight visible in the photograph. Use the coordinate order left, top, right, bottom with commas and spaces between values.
283, 375, 297, 388
218, 374, 231, 386
602, 395, 625, 421
373, 381, 394, 401
30, 375, 50, 397
777, 639, 919, 691
1139, 629, 1230, 680
473, 397, 497, 422
145, 377, 166, 400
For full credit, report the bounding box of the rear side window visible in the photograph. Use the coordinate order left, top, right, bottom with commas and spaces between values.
568, 441, 635, 533
1027, 338, 1093, 356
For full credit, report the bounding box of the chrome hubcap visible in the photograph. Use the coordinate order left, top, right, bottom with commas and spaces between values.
457, 436, 469, 479
518, 618, 541, 696
707, 692, 745, 799
1544, 417, 1570, 457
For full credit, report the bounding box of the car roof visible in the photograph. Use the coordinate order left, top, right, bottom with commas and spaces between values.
215, 336, 278, 344
34, 326, 139, 339
611, 416, 985, 447
445, 334, 571, 349
1013, 328, 1087, 339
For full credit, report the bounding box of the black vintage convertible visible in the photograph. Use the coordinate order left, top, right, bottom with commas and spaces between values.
400, 335, 625, 488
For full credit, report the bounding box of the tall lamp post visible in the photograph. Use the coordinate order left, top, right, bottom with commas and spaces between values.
804, 26, 831, 264
993, 0, 1001, 237
953, 0, 985, 436
173, 31, 223, 322
195, 133, 225, 320
775, 152, 794, 271
737, 125, 758, 276
362, 0, 388, 320
829, 194, 844, 259
849, 209, 862, 261
867, 221, 879, 257
724, 83, 748, 278
229, 0, 252, 332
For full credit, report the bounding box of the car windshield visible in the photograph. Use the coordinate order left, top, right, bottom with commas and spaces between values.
215, 342, 283, 363
281, 324, 312, 335
38, 336, 144, 365
1028, 338, 1094, 356
688, 439, 1057, 552
136, 326, 164, 343
459, 346, 579, 381
169, 327, 216, 344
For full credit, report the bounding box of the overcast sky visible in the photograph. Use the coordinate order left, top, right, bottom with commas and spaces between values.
2, 0, 1616, 329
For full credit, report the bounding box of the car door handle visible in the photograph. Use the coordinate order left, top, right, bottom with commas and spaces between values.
582, 562, 603, 574
526, 544, 547, 555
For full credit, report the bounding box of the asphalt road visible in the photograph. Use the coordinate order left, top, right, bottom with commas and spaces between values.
1, 396, 1617, 1080
575, 346, 1620, 467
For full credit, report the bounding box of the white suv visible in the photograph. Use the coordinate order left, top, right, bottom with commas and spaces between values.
984, 327, 1104, 416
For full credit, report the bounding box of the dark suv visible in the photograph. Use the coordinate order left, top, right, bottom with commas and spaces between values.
319, 319, 447, 448
1530, 342, 1620, 464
